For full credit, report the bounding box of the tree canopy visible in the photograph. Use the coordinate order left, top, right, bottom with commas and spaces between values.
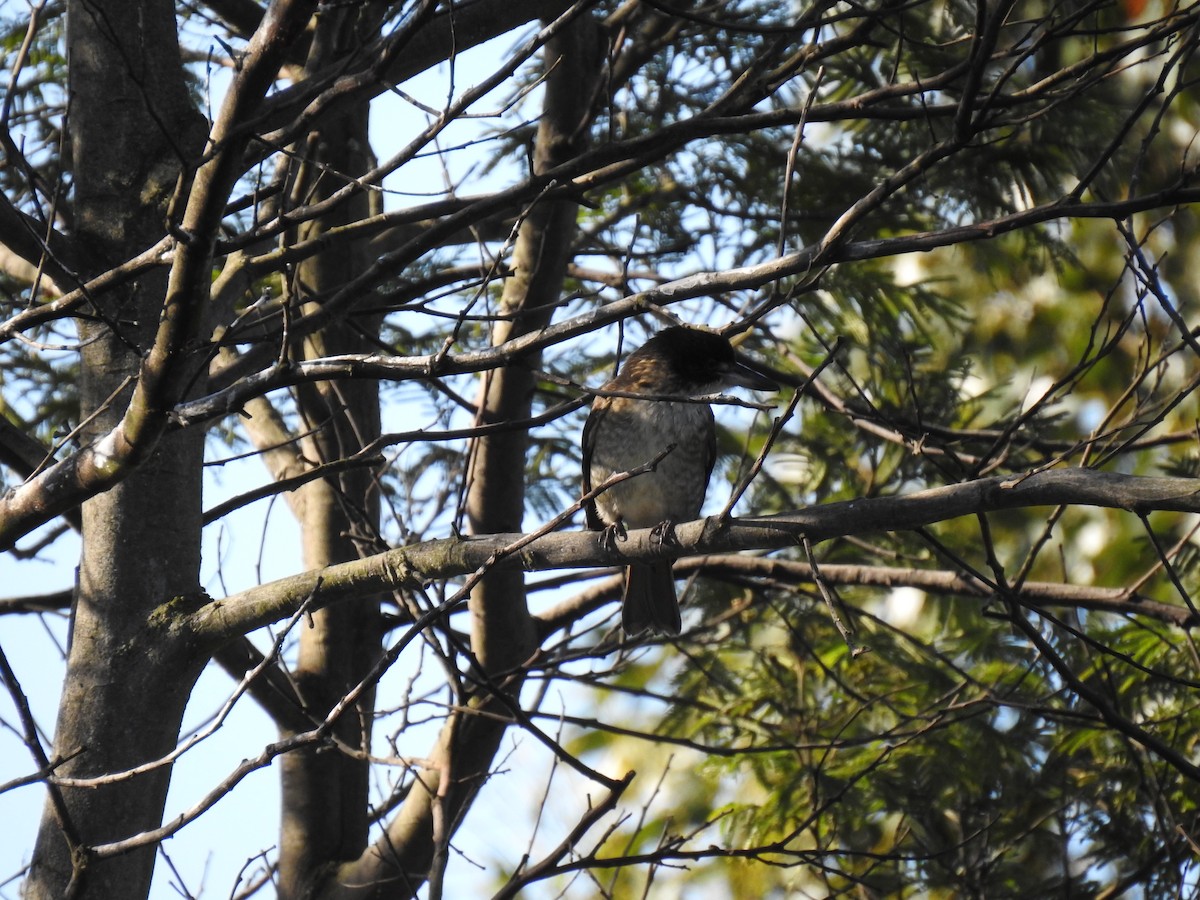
3, 0, 1200, 897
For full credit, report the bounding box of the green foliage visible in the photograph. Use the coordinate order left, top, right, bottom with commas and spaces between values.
509, 4, 1200, 893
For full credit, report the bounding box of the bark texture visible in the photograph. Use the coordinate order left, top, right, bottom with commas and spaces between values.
314, 16, 604, 898
25, 1, 209, 897
277, 5, 386, 898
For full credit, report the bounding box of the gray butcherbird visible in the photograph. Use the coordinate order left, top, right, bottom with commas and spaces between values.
582, 326, 778, 635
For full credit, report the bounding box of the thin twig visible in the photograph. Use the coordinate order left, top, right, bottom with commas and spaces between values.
802, 535, 868, 657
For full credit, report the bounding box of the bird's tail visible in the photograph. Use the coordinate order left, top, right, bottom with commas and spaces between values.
622, 562, 681, 636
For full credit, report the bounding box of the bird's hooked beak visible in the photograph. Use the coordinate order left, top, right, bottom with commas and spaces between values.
718, 359, 779, 393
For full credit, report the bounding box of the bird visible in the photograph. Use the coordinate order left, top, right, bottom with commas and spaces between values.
582, 326, 778, 636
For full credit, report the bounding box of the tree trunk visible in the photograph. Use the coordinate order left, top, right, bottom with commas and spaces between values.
25, 1, 208, 898
277, 6, 386, 898
318, 17, 603, 898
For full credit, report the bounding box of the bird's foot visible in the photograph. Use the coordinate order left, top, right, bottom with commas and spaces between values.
601, 520, 627, 551
650, 518, 679, 547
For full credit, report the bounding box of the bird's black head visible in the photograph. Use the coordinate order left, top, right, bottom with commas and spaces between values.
627, 326, 778, 395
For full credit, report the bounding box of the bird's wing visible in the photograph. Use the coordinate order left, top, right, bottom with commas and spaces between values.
581, 399, 605, 531
703, 406, 717, 489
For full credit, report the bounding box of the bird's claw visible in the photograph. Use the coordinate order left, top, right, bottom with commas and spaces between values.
650, 519, 678, 547
601, 520, 627, 551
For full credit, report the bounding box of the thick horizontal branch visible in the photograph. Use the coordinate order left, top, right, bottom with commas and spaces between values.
180, 468, 1200, 645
